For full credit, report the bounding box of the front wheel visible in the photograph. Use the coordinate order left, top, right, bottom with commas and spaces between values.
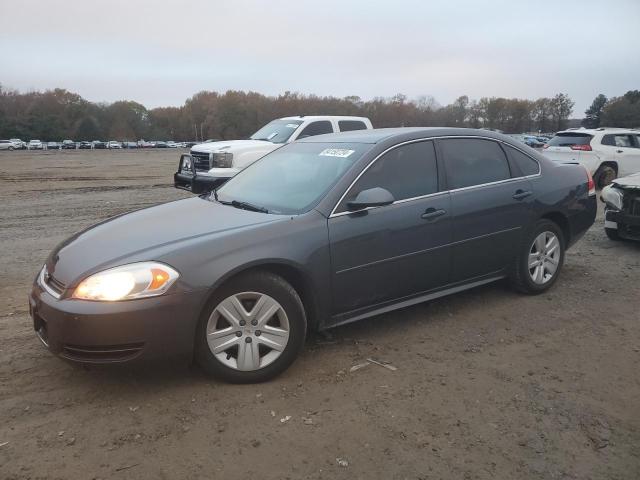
195, 271, 307, 383
510, 220, 565, 294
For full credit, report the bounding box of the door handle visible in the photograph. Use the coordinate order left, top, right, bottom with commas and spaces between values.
421, 208, 446, 220
512, 190, 533, 200
616, 149, 624, 153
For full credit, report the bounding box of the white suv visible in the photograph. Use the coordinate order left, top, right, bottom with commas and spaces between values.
543, 128, 640, 188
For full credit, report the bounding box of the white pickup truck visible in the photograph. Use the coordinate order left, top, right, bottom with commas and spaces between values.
174, 115, 373, 193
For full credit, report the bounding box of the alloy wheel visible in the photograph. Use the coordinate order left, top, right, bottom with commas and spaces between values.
206, 292, 290, 371
528, 231, 560, 285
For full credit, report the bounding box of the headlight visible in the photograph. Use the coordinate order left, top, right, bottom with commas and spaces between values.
211, 151, 233, 168
601, 186, 623, 210
181, 155, 192, 172
72, 262, 179, 301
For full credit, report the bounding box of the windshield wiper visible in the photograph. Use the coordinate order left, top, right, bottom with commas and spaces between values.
217, 197, 269, 213
231, 200, 269, 213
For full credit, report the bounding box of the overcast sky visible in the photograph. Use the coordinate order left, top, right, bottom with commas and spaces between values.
1, 0, 638, 115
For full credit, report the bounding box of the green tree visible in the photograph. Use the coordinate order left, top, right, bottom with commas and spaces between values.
583, 94, 607, 128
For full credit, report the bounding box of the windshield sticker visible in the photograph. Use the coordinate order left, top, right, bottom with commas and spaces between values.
285, 124, 300, 128
319, 148, 355, 158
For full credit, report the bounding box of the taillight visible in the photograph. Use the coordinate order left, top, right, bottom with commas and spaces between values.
584, 166, 596, 196
542, 144, 549, 149
570, 144, 592, 151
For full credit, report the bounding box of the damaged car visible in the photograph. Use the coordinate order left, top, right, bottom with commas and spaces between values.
602, 172, 640, 241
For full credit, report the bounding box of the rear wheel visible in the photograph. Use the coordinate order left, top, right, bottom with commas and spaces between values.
510, 219, 565, 294
594, 165, 617, 189
195, 271, 307, 383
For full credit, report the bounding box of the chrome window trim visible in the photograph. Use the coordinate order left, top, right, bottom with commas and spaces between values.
329, 135, 541, 218
38, 266, 62, 300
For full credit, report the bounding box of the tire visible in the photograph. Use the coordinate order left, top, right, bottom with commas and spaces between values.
605, 228, 620, 241
594, 165, 617, 189
194, 271, 307, 383
509, 219, 565, 294
9, 146, 14, 151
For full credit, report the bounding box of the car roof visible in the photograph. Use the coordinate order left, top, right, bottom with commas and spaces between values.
278, 115, 370, 122
296, 127, 514, 144
557, 127, 639, 135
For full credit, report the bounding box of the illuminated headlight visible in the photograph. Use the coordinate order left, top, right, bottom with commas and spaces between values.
601, 185, 623, 211
72, 262, 179, 301
211, 151, 233, 168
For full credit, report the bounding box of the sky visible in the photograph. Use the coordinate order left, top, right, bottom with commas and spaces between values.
1, 0, 639, 116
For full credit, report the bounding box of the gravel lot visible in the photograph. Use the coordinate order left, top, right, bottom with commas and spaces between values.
0, 149, 639, 479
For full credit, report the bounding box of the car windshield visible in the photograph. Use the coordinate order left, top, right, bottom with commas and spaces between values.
250, 120, 303, 144
547, 133, 592, 147
214, 142, 370, 214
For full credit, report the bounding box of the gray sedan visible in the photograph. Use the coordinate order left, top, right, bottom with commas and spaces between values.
30, 128, 596, 383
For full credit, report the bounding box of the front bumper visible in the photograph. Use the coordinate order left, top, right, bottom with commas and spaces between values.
29, 281, 206, 364
173, 154, 236, 193
605, 209, 640, 241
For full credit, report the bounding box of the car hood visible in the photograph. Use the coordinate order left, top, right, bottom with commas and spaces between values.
46, 197, 283, 287
191, 139, 277, 154
612, 173, 640, 189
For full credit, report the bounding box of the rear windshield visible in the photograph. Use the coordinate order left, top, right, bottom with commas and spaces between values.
547, 133, 592, 147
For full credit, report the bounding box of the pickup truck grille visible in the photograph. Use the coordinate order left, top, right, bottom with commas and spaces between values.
190, 151, 211, 172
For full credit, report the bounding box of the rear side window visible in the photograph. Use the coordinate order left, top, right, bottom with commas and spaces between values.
338, 141, 438, 211
297, 121, 333, 139
504, 145, 539, 176
601, 135, 615, 146
547, 133, 593, 147
614, 134, 634, 148
441, 139, 511, 189
338, 120, 367, 132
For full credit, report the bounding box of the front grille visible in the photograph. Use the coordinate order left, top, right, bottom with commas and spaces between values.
62, 343, 144, 363
190, 151, 211, 172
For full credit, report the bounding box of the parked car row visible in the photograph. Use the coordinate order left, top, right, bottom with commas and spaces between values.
0, 139, 194, 151
509, 134, 551, 148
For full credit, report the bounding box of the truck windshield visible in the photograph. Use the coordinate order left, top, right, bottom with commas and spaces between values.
214, 142, 370, 214
250, 120, 303, 144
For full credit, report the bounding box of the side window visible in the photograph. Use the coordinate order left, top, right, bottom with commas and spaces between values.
601, 135, 615, 146
614, 135, 633, 148
636, 135, 640, 148
338, 120, 367, 132
504, 145, 540, 176
441, 139, 510, 189
296, 121, 333, 139
338, 141, 438, 212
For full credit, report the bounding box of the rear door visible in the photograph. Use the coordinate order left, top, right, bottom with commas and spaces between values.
438, 138, 535, 282
611, 134, 640, 177
328, 140, 452, 314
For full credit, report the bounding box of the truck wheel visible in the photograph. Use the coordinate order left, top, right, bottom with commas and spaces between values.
195, 271, 307, 383
594, 165, 616, 189
509, 219, 565, 294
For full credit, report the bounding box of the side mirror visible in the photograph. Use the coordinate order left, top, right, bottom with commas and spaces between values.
347, 187, 395, 211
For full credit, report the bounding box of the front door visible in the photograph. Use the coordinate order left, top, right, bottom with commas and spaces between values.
328, 140, 452, 315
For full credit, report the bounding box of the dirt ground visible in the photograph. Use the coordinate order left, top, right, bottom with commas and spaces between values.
0, 149, 639, 480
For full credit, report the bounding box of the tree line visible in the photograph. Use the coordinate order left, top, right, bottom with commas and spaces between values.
1, 84, 633, 142
582, 90, 640, 129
